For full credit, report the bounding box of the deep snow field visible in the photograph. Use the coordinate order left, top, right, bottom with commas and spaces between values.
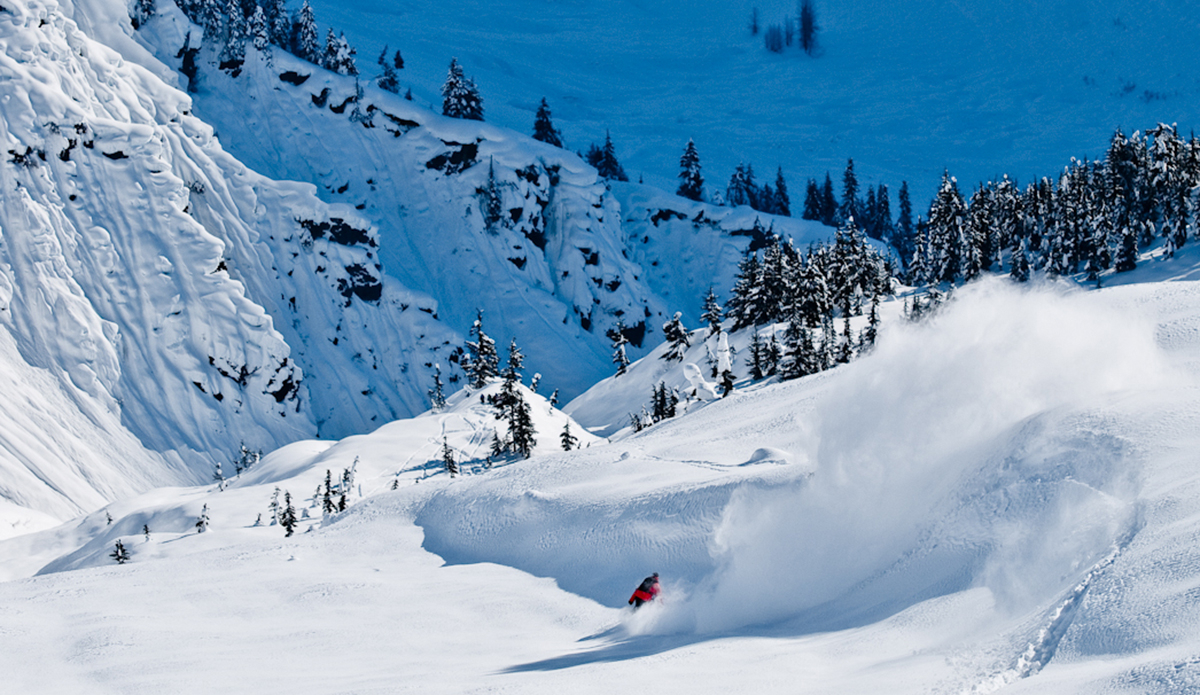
5, 274, 1200, 694
5, 0, 1200, 692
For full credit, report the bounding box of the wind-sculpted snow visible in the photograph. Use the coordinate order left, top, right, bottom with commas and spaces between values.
0, 0, 457, 521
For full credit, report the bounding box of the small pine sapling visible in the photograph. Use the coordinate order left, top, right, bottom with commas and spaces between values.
428, 364, 447, 410
110, 539, 130, 564
280, 492, 297, 537
195, 504, 210, 533
560, 421, 578, 451
142, 524, 150, 542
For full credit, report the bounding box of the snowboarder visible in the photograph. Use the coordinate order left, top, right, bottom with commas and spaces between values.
628, 572, 660, 609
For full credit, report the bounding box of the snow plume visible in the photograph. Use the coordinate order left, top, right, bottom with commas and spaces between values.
671, 279, 1169, 634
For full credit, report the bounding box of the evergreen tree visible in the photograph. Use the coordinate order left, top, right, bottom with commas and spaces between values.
322, 30, 357, 75
428, 364, 447, 410
774, 166, 791, 217
280, 492, 297, 536
874, 183, 894, 243
532, 98, 563, 148
143, 524, 151, 542
560, 421, 578, 451
463, 310, 499, 388
376, 44, 400, 93
746, 331, 766, 380
441, 58, 484, 121
861, 294, 880, 349
840, 158, 860, 225
268, 487, 281, 525
392, 49, 404, 70
925, 171, 968, 284
677, 140, 704, 201
749, 6, 759, 35
213, 461, 226, 490
726, 164, 752, 207
442, 437, 458, 477
322, 469, 335, 514
819, 172, 838, 226
292, 0, 319, 63
588, 131, 628, 181
195, 504, 210, 533
110, 539, 130, 564
265, 0, 290, 48
661, 312, 691, 361
802, 179, 822, 220
608, 320, 631, 376
1010, 239, 1031, 281
200, 0, 224, 44
700, 287, 723, 335
896, 180, 914, 264
219, 0, 247, 65
508, 396, 536, 458
780, 315, 814, 379
248, 5, 271, 59
479, 157, 505, 232
725, 250, 763, 330
799, 0, 818, 55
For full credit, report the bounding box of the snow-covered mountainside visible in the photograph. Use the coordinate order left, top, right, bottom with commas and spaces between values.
302, 0, 1200, 200
126, 6, 835, 401
0, 0, 461, 525
4, 278, 1200, 694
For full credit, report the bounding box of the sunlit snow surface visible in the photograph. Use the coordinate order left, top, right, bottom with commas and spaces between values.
5, 278, 1200, 693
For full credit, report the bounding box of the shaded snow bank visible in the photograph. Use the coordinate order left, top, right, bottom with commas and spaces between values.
655, 279, 1172, 634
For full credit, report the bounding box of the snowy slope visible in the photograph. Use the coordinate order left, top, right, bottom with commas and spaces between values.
5, 278, 1200, 693
300, 0, 1200, 202
132, 12, 672, 400
0, 0, 462, 523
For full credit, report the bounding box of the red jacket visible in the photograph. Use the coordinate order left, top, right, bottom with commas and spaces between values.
629, 577, 660, 604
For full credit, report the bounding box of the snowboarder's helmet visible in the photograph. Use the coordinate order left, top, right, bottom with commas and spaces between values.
652, 572, 659, 578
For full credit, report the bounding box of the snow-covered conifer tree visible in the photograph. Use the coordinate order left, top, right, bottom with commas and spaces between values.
774, 166, 791, 217
802, 179, 822, 220
442, 438, 458, 477
249, 6, 270, 57
700, 288, 723, 335
479, 158, 504, 232
820, 173, 838, 226
532, 98, 563, 148
292, 1, 319, 63
560, 422, 578, 451
376, 45, 399, 93
441, 58, 484, 121
608, 320, 631, 376
677, 140, 704, 201
110, 539, 130, 564
428, 365, 447, 410
195, 504, 210, 533
589, 132, 628, 182
661, 312, 691, 361
280, 492, 297, 536
264, 0, 290, 47
840, 158, 860, 225
464, 310, 499, 388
